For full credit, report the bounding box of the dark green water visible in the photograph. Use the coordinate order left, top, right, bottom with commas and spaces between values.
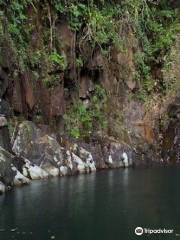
0, 167, 180, 240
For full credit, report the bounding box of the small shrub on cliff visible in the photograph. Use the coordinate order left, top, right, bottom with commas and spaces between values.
87, 5, 122, 50
49, 51, 67, 70
64, 85, 107, 139
55, 1, 122, 51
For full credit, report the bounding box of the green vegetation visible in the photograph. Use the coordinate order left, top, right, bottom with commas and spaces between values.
55, 1, 124, 50
49, 52, 67, 70
0, 0, 177, 80
2, 2, 178, 79
64, 85, 107, 139
0, 0, 179, 138
124, 0, 178, 98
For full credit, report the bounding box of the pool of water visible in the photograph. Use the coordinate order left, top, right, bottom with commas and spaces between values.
0, 167, 180, 240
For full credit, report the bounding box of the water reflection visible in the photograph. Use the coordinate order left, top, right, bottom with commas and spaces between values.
0, 168, 180, 240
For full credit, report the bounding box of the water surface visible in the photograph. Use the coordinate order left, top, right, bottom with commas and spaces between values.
0, 167, 180, 240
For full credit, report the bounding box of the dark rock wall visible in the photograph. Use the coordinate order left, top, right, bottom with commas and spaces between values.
161, 98, 180, 163
0, 3, 179, 176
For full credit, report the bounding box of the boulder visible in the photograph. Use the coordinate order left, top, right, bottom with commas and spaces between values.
0, 126, 11, 152
86, 153, 96, 172
0, 115, 11, 151
0, 147, 15, 186
121, 152, 129, 168
14, 126, 99, 176
28, 165, 49, 180
40, 163, 59, 177
0, 181, 5, 194
0, 99, 12, 117
71, 153, 86, 174
79, 142, 106, 169
72, 144, 96, 172
22, 159, 49, 180
0, 116, 7, 127
12, 120, 135, 181
102, 142, 133, 168
12, 121, 43, 157
78, 140, 134, 169
13, 121, 64, 174
60, 166, 68, 176
66, 150, 73, 171
108, 155, 113, 164
12, 166, 30, 186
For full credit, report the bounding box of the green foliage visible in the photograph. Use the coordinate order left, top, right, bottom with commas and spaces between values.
49, 52, 67, 70
64, 102, 92, 139
75, 57, 84, 68
55, 1, 122, 51
0, 0, 34, 69
0, 0, 178, 97
88, 5, 123, 50
68, 3, 87, 31
54, 0, 177, 78
134, 51, 150, 79
55, 2, 87, 31
64, 85, 107, 139
29, 50, 43, 68
120, 0, 177, 98
43, 74, 60, 88
2, 0, 177, 65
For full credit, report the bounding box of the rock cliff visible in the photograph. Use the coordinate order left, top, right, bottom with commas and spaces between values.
0, 0, 179, 193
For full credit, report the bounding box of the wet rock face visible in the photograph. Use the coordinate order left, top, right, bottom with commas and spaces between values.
12, 165, 30, 186
0, 181, 5, 194
162, 98, 180, 163
0, 70, 12, 151
0, 126, 11, 152
12, 121, 97, 178
0, 68, 8, 98
0, 147, 30, 188
0, 99, 11, 152
0, 99, 11, 117
77, 140, 134, 169
0, 120, 136, 194
0, 73, 15, 185
0, 116, 7, 127
0, 147, 15, 186
0, 114, 11, 152
12, 121, 64, 174
12, 121, 134, 175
